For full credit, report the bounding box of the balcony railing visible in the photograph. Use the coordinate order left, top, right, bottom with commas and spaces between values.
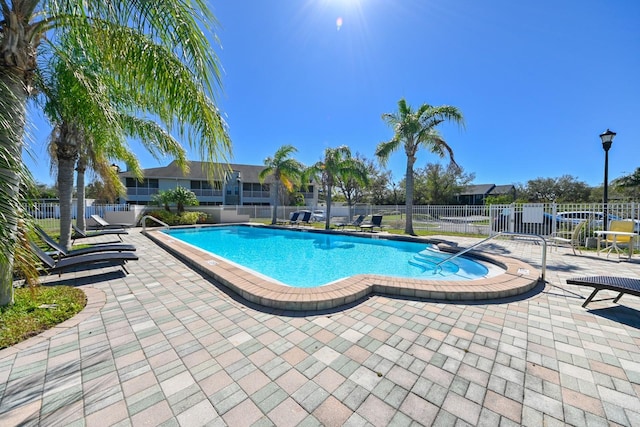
126, 188, 159, 196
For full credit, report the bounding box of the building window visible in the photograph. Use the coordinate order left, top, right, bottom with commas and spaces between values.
125, 178, 158, 189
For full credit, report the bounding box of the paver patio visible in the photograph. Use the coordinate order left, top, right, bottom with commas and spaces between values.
1, 228, 639, 426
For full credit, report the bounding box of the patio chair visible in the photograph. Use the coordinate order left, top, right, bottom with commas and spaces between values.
599, 220, 635, 258
72, 224, 128, 243
334, 214, 365, 230
566, 276, 640, 308
35, 226, 136, 258
90, 214, 132, 229
31, 241, 138, 276
360, 215, 384, 232
548, 220, 586, 255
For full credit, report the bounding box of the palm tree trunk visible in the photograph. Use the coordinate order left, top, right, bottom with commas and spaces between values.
76, 157, 87, 231
324, 182, 332, 230
56, 124, 80, 250
271, 182, 279, 225
405, 157, 416, 235
0, 74, 28, 306
58, 157, 76, 249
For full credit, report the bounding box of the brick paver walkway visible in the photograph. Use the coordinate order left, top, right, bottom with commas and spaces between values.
1, 229, 640, 426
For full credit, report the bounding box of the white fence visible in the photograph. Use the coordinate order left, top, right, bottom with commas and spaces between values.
233, 202, 640, 240
30, 202, 640, 247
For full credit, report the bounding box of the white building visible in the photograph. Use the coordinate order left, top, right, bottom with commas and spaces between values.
118, 160, 318, 207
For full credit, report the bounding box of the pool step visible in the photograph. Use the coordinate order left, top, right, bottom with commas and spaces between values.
410, 250, 460, 274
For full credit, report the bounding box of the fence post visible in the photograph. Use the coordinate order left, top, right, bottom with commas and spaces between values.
464, 205, 468, 234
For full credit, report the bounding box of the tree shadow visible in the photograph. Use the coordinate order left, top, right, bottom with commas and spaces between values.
40, 270, 126, 287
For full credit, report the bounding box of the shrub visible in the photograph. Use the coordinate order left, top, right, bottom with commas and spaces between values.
149, 186, 199, 213
145, 210, 207, 226
177, 212, 206, 225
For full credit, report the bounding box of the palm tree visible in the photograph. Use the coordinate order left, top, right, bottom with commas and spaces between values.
43, 45, 193, 248
376, 98, 464, 235
335, 154, 370, 220
259, 145, 305, 225
309, 146, 368, 230
0, 1, 230, 306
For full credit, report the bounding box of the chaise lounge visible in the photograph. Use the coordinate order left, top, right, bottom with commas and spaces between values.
31, 241, 139, 276
294, 211, 312, 226
334, 214, 365, 230
90, 214, 133, 229
566, 275, 640, 308
72, 224, 128, 243
285, 212, 300, 225
36, 226, 136, 258
360, 215, 384, 232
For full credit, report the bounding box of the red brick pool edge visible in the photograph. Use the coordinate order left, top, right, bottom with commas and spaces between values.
144, 228, 540, 311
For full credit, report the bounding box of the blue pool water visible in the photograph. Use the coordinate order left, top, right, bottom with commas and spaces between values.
164, 226, 492, 288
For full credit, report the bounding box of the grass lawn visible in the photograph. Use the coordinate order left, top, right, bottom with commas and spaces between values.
0, 286, 86, 349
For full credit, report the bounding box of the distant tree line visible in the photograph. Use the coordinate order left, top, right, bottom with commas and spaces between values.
31, 165, 640, 208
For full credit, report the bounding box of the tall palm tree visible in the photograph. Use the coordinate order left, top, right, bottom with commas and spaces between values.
376, 98, 464, 235
309, 146, 368, 230
43, 47, 193, 248
259, 145, 305, 225
0, 1, 230, 306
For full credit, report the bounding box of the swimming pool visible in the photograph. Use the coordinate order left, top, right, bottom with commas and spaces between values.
146, 225, 540, 310
164, 225, 497, 288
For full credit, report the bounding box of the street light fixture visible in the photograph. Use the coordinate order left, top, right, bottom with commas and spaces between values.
600, 129, 616, 231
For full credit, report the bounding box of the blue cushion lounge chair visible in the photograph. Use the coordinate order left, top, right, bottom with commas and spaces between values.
566, 276, 640, 308
360, 215, 383, 232
72, 224, 128, 243
334, 214, 365, 230
31, 241, 138, 276
36, 226, 136, 258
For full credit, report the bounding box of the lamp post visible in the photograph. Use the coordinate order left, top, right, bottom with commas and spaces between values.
600, 129, 616, 231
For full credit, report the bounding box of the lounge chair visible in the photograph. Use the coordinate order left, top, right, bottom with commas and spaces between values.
90, 214, 132, 229
275, 212, 296, 225
548, 220, 586, 255
31, 241, 138, 276
295, 211, 312, 226
35, 226, 136, 258
334, 214, 365, 230
72, 224, 128, 243
360, 215, 384, 232
286, 212, 300, 225
566, 276, 640, 308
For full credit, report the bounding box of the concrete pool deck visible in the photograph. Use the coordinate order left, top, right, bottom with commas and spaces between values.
1, 227, 640, 425
145, 225, 541, 311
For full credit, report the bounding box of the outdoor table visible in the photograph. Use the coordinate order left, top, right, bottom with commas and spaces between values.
595, 230, 637, 260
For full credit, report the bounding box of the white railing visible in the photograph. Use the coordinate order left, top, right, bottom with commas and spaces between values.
141, 215, 170, 233
27, 201, 640, 248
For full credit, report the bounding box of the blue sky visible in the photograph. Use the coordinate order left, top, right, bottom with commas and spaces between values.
24, 0, 640, 188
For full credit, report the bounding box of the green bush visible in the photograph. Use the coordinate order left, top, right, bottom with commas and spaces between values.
177, 212, 207, 225
145, 210, 207, 226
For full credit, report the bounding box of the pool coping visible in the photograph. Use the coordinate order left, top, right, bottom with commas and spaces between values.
144, 224, 541, 311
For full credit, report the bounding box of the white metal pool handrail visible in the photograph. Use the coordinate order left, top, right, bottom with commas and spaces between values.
141, 215, 170, 232
434, 232, 547, 282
